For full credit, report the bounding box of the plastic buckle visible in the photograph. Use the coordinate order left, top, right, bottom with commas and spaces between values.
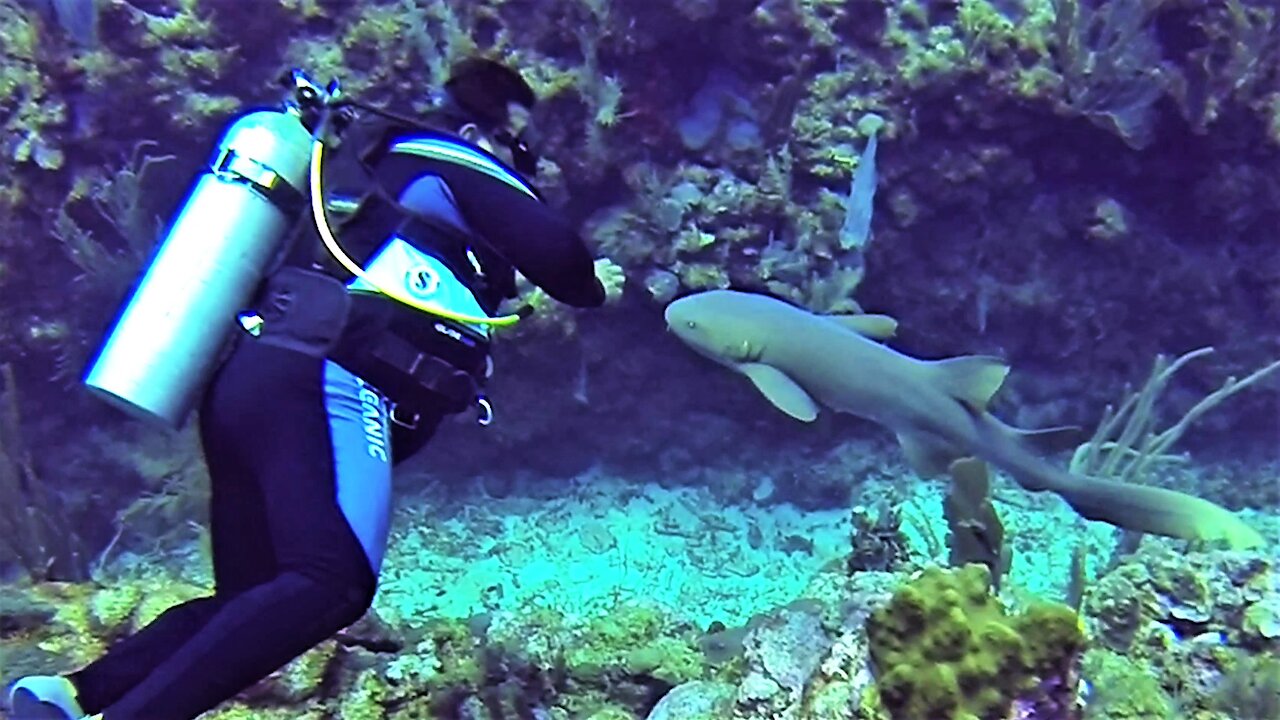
476, 396, 494, 427
237, 312, 264, 337
389, 404, 419, 429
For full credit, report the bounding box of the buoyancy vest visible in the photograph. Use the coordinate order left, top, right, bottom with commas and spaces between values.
254, 115, 604, 421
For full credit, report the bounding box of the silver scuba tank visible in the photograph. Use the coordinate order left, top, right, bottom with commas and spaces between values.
84, 109, 315, 427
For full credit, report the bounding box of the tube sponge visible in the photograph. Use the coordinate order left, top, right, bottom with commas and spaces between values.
866, 564, 1085, 720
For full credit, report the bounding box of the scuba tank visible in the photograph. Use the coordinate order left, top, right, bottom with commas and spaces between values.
84, 71, 335, 427
86, 68, 541, 428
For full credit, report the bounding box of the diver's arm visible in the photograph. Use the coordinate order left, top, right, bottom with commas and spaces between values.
423, 161, 606, 308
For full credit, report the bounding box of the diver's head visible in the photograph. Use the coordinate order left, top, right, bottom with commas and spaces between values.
441, 57, 540, 176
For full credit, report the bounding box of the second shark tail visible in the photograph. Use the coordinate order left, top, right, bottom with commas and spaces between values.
976, 413, 1263, 548
1047, 473, 1262, 549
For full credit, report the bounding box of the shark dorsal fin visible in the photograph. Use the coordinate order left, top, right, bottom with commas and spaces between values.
824, 314, 899, 340
739, 363, 819, 421
1013, 425, 1085, 455
931, 355, 1010, 411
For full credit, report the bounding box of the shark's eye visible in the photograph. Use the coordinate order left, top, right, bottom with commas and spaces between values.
686, 320, 697, 329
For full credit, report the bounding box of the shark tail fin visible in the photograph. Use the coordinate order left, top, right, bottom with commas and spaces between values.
1053, 475, 1264, 549
931, 356, 1010, 412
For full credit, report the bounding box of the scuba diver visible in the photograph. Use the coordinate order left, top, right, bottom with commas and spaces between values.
7, 58, 616, 720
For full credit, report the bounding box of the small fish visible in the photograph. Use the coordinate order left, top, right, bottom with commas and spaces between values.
572, 352, 589, 406
839, 113, 886, 251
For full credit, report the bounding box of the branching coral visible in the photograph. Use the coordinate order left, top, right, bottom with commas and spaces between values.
1062, 347, 1274, 549
1049, 0, 1166, 148
572, 19, 627, 168
1210, 653, 1280, 720
1050, 0, 1280, 146
1070, 347, 1280, 488
94, 457, 209, 578
1162, 0, 1279, 135
91, 0, 243, 130
47, 141, 173, 381
0, 364, 89, 581
338, 0, 479, 100
847, 501, 912, 573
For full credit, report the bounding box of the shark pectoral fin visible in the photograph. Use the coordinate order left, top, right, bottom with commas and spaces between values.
931, 355, 1010, 411
824, 314, 899, 340
897, 431, 964, 478
1014, 425, 1086, 455
1055, 476, 1264, 549
739, 363, 819, 421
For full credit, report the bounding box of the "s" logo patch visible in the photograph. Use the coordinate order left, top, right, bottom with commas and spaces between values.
405, 265, 440, 299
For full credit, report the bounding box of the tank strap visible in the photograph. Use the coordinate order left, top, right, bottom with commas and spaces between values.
213, 147, 306, 215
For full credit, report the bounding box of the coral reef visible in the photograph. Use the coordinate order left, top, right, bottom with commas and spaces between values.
0, 363, 87, 581
1081, 545, 1279, 719
0, 0, 1275, 717
0, 466, 1276, 719
866, 564, 1085, 720
0, 0, 1273, 482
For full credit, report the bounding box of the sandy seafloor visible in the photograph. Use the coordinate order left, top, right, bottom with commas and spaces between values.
120, 449, 1276, 634
88, 439, 1274, 668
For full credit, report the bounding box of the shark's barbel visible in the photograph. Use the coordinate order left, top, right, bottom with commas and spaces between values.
666, 289, 1261, 548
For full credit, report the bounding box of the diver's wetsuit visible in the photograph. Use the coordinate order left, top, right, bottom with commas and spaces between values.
69, 120, 604, 720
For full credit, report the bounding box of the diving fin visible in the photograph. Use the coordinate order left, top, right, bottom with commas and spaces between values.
7, 676, 85, 720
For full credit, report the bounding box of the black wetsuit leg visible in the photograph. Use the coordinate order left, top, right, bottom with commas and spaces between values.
71, 340, 393, 720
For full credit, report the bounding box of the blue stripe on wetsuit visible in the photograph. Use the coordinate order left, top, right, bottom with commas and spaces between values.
327, 173, 482, 574
324, 360, 393, 573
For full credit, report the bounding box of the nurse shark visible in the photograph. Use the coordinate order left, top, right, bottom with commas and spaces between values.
665, 290, 1261, 548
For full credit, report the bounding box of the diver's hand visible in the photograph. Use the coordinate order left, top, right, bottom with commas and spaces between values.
593, 258, 625, 304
